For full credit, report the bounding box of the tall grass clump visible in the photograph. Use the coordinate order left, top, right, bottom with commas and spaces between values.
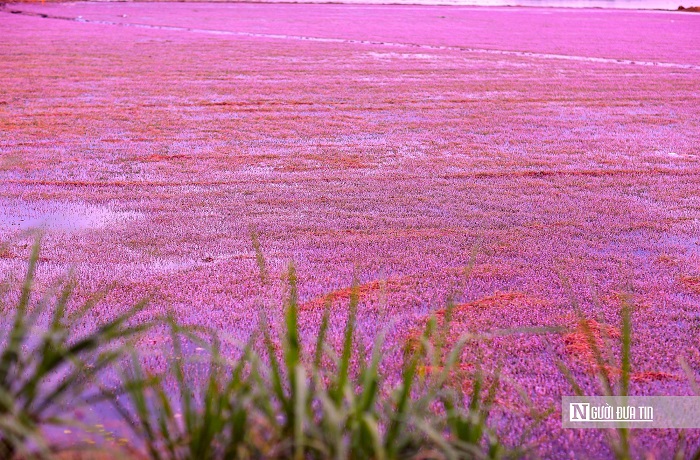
113, 239, 516, 460
5, 238, 700, 458
556, 278, 635, 460
557, 291, 700, 460
0, 239, 149, 459
112, 320, 266, 460
0, 237, 547, 459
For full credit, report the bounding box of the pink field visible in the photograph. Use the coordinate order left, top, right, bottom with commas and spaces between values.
1, 2, 700, 456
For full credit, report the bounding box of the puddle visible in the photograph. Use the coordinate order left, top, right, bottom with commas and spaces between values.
0, 200, 141, 235
659, 234, 700, 254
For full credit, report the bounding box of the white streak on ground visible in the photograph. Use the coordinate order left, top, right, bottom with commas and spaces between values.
5, 8, 699, 71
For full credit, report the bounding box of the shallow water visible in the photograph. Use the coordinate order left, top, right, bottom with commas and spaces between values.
0, 200, 141, 235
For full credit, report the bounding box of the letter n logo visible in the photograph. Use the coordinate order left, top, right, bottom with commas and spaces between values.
570, 403, 590, 421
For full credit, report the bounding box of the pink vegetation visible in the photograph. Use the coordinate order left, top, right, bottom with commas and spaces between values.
1, 2, 700, 457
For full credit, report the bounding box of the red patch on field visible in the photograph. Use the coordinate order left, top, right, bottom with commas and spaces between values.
599, 291, 647, 311
298, 269, 479, 312
416, 362, 475, 385
450, 291, 531, 313
0, 246, 16, 259
403, 291, 552, 353
298, 270, 524, 313
441, 167, 700, 181
630, 371, 680, 383
299, 277, 404, 311
562, 319, 621, 373
561, 320, 678, 382
680, 275, 700, 294
144, 153, 190, 162
655, 254, 679, 266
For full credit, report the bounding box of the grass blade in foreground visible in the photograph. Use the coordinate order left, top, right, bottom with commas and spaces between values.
0, 238, 150, 459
